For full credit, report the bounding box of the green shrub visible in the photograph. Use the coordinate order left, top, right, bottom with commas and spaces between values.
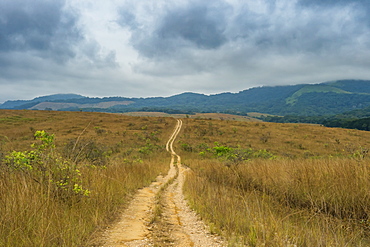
4, 130, 90, 202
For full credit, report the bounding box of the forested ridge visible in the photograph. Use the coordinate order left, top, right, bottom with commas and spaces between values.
2, 80, 370, 130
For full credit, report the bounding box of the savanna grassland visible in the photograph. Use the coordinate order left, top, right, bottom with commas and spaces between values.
1, 110, 370, 246
178, 119, 370, 246
0, 110, 175, 246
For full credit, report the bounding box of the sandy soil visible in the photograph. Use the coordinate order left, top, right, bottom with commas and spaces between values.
96, 119, 226, 246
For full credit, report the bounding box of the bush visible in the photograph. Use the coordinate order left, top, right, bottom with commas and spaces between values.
209, 142, 276, 165
3, 131, 90, 202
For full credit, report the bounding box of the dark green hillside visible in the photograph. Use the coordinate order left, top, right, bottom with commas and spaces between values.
283, 92, 370, 115
263, 99, 370, 131
285, 85, 350, 105
216, 84, 305, 105
325, 80, 370, 94
0, 94, 85, 109
2, 80, 370, 117
323, 117, 370, 131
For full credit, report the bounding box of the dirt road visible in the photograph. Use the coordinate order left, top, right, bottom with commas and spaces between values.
98, 119, 226, 246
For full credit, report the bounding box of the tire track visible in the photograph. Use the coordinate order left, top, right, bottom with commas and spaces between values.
98, 120, 181, 246
98, 119, 226, 246
152, 119, 226, 246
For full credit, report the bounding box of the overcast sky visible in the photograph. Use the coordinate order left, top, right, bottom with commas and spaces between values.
1, 0, 370, 102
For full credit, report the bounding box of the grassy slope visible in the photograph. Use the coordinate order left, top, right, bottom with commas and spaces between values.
285, 85, 351, 105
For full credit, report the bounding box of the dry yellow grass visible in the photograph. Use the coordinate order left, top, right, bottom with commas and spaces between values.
188, 113, 261, 122
184, 162, 370, 246
178, 118, 370, 246
0, 110, 175, 246
178, 118, 370, 159
2, 110, 370, 246
122, 111, 261, 122
122, 111, 183, 118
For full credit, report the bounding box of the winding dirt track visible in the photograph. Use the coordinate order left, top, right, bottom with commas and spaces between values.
98, 119, 226, 246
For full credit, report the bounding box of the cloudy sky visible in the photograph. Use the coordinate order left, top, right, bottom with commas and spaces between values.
1, 0, 370, 102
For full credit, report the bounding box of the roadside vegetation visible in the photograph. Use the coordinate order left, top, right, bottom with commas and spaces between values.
179, 119, 370, 246
0, 110, 174, 246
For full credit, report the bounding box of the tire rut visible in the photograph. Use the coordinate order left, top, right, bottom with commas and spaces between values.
97, 119, 226, 247
152, 164, 226, 247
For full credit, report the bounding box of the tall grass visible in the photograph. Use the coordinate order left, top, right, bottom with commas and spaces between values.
2, 110, 370, 245
179, 118, 370, 246
184, 158, 370, 246
238, 158, 370, 220
0, 157, 169, 246
0, 110, 174, 246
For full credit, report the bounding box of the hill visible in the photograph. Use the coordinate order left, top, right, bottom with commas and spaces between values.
2, 80, 370, 116
0, 94, 86, 109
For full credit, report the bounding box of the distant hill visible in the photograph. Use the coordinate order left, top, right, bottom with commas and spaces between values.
29, 101, 133, 111
2, 80, 370, 116
0, 94, 86, 110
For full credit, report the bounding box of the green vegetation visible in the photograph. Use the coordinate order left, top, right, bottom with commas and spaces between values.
0, 115, 36, 124
4, 130, 90, 201
262, 105, 370, 131
285, 84, 351, 105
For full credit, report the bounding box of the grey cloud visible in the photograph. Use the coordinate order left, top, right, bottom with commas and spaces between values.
118, 1, 230, 59
227, 10, 269, 41
0, 0, 119, 86
298, 0, 366, 7
3, 0, 370, 102
121, 0, 370, 79
121, 0, 368, 60
0, 0, 122, 105
298, 0, 370, 26
0, 47, 123, 102
157, 5, 227, 49
117, 8, 138, 30
0, 0, 81, 63
229, 2, 367, 55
